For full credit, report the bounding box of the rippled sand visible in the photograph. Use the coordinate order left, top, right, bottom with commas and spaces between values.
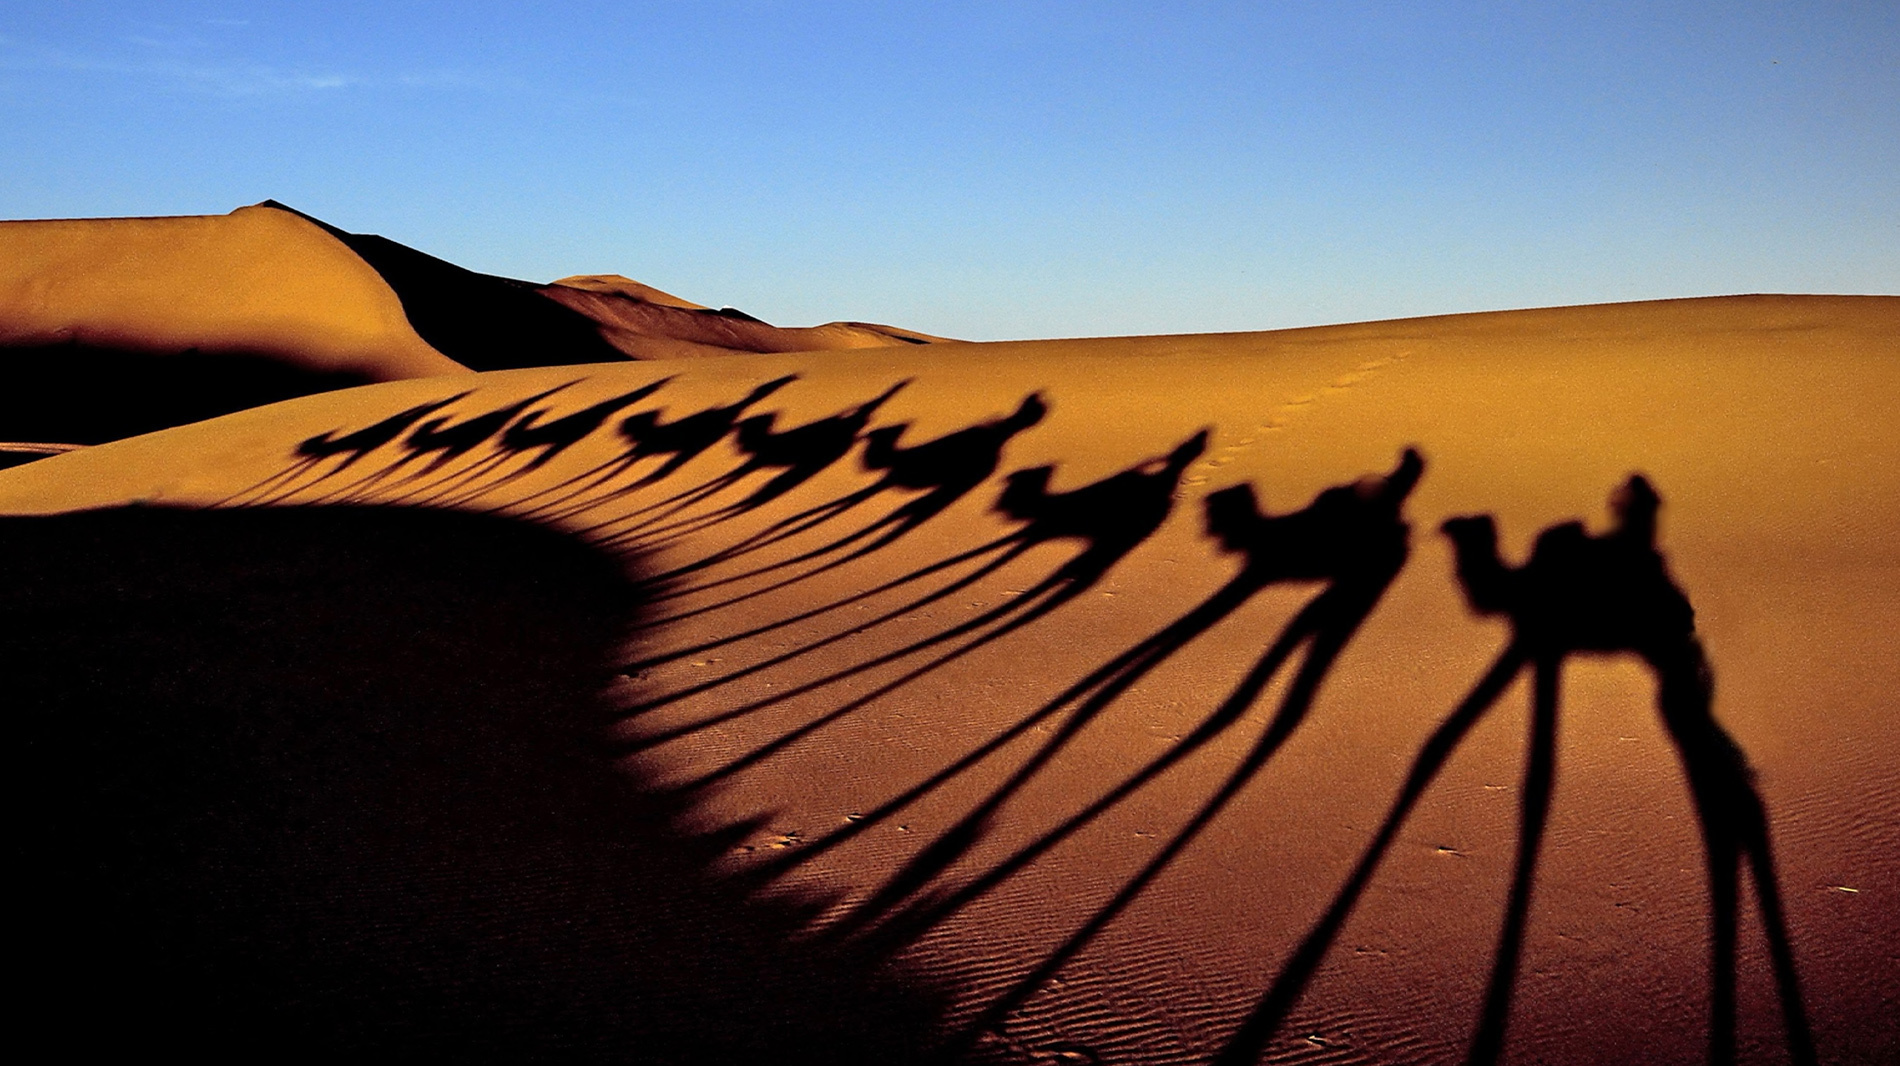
3, 294, 1894, 1063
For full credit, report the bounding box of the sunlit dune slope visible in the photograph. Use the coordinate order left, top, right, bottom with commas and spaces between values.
0, 203, 458, 378
0, 204, 466, 443
1, 204, 950, 446
264, 202, 954, 364
541, 273, 952, 359
3, 294, 1894, 1064
261, 201, 635, 371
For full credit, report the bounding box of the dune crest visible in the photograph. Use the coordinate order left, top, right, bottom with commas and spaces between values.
0, 204, 951, 445
549, 273, 711, 309
0, 204, 461, 380
539, 276, 952, 359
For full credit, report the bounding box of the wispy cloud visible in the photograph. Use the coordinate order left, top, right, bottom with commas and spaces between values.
0, 35, 499, 98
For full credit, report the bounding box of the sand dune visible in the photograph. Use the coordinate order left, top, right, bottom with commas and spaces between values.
0, 203, 458, 379
2, 294, 1894, 1063
265, 203, 954, 364
0, 204, 465, 443
2, 205, 948, 445
0, 203, 529, 444
541, 273, 952, 360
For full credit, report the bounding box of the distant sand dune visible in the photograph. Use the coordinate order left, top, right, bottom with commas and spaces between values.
542, 273, 952, 360
1, 204, 948, 444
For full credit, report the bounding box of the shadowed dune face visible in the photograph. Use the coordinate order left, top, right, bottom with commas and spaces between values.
267, 201, 636, 371
1, 504, 961, 1063
0, 205, 463, 446
539, 280, 949, 360
2, 295, 1895, 1064
0, 341, 377, 445
0, 204, 948, 447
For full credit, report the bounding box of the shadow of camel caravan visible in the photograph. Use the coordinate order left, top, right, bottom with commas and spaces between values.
1215, 476, 1816, 1066
5, 294, 1888, 1063
202, 377, 1835, 1066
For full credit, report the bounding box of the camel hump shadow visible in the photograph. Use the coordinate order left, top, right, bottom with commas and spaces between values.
732, 378, 909, 464
295, 392, 472, 461
620, 374, 796, 452
1442, 473, 1694, 657
860, 391, 1049, 485
1206, 446, 1423, 581
997, 429, 1208, 544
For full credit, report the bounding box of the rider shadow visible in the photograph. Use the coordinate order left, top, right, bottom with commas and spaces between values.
616, 432, 1211, 777
644, 392, 1049, 611
403, 379, 673, 508
801, 451, 1424, 1027
229, 391, 472, 506
1212, 476, 1816, 1066
508, 375, 796, 523
587, 380, 910, 549
293, 384, 578, 506
870, 448, 1428, 1056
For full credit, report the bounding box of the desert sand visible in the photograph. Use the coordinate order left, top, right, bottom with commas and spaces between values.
0, 203, 462, 379
540, 273, 951, 360
1, 204, 948, 445
2, 292, 1894, 1063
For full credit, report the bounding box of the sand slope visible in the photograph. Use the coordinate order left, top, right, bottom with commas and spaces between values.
0, 203, 461, 379
3, 295, 1894, 1064
0, 204, 463, 444
1, 205, 950, 445
541, 273, 951, 360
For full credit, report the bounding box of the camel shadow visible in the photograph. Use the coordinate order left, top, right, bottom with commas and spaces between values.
1213, 476, 1815, 1066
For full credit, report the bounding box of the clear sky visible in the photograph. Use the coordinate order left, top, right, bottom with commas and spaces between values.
3, 2, 1894, 340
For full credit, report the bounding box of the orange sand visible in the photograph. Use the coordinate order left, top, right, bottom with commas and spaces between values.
0, 204, 463, 380
540, 274, 950, 360
3, 295, 1894, 1063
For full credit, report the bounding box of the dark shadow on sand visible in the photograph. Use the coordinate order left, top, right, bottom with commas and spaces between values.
0, 339, 374, 446
1212, 477, 1815, 1066
1, 503, 972, 1064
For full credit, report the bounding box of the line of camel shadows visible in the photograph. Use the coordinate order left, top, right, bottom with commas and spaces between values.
239, 377, 1817, 1065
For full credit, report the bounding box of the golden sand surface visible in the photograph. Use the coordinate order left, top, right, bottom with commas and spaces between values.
0, 204, 463, 380
3, 295, 1894, 1063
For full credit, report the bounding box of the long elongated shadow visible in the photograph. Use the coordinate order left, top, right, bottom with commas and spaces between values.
931, 577, 1395, 1059
589, 380, 909, 548
648, 393, 1048, 598
617, 433, 1208, 753
733, 557, 1254, 889
503, 375, 794, 522
408, 379, 672, 508
1467, 652, 1560, 1066
663, 541, 1205, 800
298, 385, 575, 506
829, 450, 1427, 946
555, 383, 895, 543
372, 383, 622, 508
227, 392, 471, 506
735, 449, 1418, 919
1218, 477, 1815, 1066
1211, 643, 1526, 1066
1661, 648, 1816, 1066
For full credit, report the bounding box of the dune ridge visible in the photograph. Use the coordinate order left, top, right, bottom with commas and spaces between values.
540, 273, 951, 360
0, 204, 460, 379
1, 204, 956, 446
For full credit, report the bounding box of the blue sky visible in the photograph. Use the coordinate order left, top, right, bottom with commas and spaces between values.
3, 2, 1894, 339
